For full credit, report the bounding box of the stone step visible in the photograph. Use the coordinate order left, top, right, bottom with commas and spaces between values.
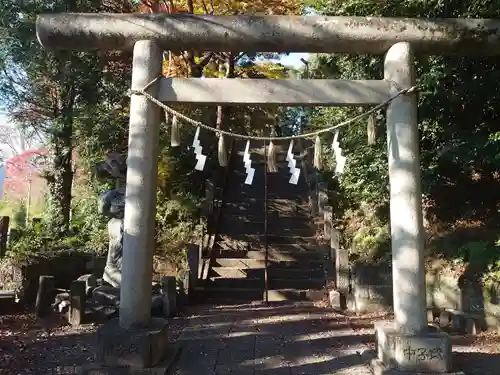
224, 191, 308, 200
222, 198, 309, 207
227, 177, 308, 189
217, 225, 314, 238
213, 257, 324, 269
197, 287, 324, 303
228, 179, 308, 188
218, 214, 313, 225
201, 287, 263, 302
220, 213, 312, 224
208, 277, 325, 290
222, 200, 310, 211
0, 291, 15, 298
0, 291, 19, 314
216, 235, 317, 246
266, 243, 324, 253
211, 249, 327, 262
266, 289, 325, 302
229, 169, 309, 180
218, 210, 309, 221
208, 277, 264, 289
220, 208, 310, 220
210, 267, 264, 279
270, 278, 325, 290
211, 242, 323, 254
218, 217, 314, 231
210, 266, 325, 279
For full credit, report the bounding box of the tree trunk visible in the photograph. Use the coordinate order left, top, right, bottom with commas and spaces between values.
47, 119, 73, 231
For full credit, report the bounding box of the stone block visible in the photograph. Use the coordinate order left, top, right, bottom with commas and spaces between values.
95, 318, 169, 368
354, 284, 370, 299
465, 318, 477, 335
35, 275, 55, 318
78, 274, 98, 296
353, 284, 392, 314
427, 309, 436, 323
375, 321, 452, 373
346, 293, 356, 312
177, 269, 189, 305
186, 243, 200, 287
335, 246, 349, 293
160, 276, 176, 317
353, 263, 392, 285
309, 195, 318, 216
93, 285, 120, 306
80, 343, 180, 375
317, 182, 328, 215
70, 280, 87, 326
328, 290, 346, 310
355, 297, 390, 314
323, 206, 333, 239
439, 311, 450, 327
372, 359, 465, 375
370, 285, 393, 301
450, 314, 463, 332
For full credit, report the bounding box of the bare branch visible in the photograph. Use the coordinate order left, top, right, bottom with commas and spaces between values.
198, 52, 213, 68
200, 0, 209, 14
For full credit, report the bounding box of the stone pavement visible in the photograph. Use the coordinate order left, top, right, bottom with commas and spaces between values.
170, 302, 375, 375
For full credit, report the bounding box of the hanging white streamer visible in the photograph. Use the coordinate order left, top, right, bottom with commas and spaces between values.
243, 140, 255, 185
332, 130, 346, 174
286, 140, 300, 185
286, 139, 294, 163
289, 168, 300, 185
192, 127, 206, 171
243, 140, 251, 163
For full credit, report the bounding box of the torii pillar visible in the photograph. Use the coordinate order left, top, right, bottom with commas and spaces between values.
35, 13, 500, 374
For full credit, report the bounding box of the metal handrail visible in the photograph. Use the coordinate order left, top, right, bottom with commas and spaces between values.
199, 138, 236, 286
263, 138, 269, 304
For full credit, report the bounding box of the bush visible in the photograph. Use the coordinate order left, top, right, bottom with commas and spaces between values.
6, 224, 92, 265
351, 222, 390, 264
456, 240, 500, 288
155, 193, 202, 272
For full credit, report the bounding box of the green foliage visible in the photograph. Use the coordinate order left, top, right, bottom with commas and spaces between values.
12, 201, 27, 228
155, 194, 201, 271
7, 225, 86, 265
345, 207, 391, 264
0, 198, 25, 228
454, 240, 500, 285
0, 0, 105, 230
305, 0, 500, 282
6, 179, 109, 264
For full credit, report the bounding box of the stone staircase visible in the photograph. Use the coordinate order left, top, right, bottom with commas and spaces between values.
202, 140, 328, 303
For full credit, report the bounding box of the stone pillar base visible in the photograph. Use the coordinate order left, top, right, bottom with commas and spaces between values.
374, 321, 456, 374
371, 360, 465, 375
88, 317, 179, 370
79, 356, 180, 375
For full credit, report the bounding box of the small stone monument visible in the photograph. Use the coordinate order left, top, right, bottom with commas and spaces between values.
96, 153, 127, 288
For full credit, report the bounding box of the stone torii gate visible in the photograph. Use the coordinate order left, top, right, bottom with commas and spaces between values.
36, 14, 500, 374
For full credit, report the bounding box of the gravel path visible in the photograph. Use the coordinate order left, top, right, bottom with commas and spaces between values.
1, 304, 498, 375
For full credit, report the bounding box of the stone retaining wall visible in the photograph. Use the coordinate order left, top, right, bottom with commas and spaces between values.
350, 262, 500, 330
0, 253, 106, 304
